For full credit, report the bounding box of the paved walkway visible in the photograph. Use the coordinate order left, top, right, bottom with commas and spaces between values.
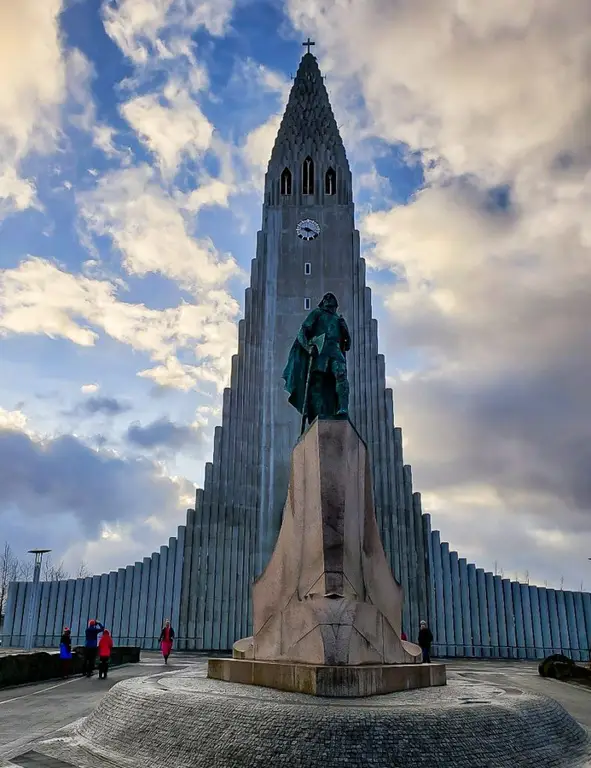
0, 652, 202, 766
0, 656, 588, 766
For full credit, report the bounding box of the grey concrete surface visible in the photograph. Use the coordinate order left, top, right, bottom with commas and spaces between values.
0, 652, 202, 765
0, 657, 589, 766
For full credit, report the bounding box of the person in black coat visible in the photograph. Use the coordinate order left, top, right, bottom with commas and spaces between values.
418, 620, 434, 663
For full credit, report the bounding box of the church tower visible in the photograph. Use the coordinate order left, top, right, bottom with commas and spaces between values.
175, 49, 429, 650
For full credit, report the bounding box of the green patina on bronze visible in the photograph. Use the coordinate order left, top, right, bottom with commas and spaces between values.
283, 292, 351, 433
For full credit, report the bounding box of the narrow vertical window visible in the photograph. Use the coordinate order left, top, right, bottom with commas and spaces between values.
280, 168, 292, 195
325, 167, 336, 195
302, 156, 314, 195
304, 297, 311, 310
304, 262, 311, 276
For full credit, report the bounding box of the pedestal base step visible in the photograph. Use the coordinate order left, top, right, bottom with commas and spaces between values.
207, 657, 446, 697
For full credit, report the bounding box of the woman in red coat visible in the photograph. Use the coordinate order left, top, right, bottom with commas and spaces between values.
97, 629, 113, 680
159, 620, 175, 664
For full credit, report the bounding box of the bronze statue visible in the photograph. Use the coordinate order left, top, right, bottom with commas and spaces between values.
283, 292, 351, 433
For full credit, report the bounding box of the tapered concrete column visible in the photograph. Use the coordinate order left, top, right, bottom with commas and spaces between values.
189, 495, 205, 647
423, 515, 436, 640
546, 589, 561, 654
1, 584, 16, 645
120, 566, 134, 644
431, 530, 445, 655
13, 583, 27, 646
519, 584, 534, 659
564, 592, 579, 660
154, 546, 169, 643
163, 538, 176, 627
581, 593, 591, 661
555, 590, 570, 655
384, 389, 400, 583
494, 576, 507, 658
503, 579, 517, 659
537, 587, 552, 656
136, 559, 151, 648
485, 572, 498, 657
476, 569, 489, 657
148, 555, 162, 649
394, 429, 410, 636
573, 592, 588, 662
112, 568, 127, 643
71, 578, 84, 645
128, 563, 142, 646
179, 508, 195, 650
52, 581, 67, 646
44, 582, 58, 647
449, 551, 463, 655
89, 575, 101, 623
37, 582, 51, 646
403, 465, 417, 635
512, 583, 525, 658
459, 559, 472, 657
466, 565, 479, 656
441, 543, 455, 657
171, 526, 185, 642
528, 586, 543, 659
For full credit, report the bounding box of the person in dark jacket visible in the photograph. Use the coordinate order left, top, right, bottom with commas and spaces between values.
59, 627, 72, 678
83, 619, 104, 677
418, 620, 434, 663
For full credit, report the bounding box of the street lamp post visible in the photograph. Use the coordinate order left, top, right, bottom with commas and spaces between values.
23, 549, 51, 650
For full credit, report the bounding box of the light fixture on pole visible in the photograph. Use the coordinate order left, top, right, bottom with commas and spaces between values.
23, 549, 51, 650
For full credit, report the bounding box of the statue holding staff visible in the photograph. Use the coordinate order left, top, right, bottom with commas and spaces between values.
282, 292, 351, 433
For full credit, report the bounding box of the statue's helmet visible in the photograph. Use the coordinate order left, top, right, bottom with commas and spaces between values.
318, 292, 338, 309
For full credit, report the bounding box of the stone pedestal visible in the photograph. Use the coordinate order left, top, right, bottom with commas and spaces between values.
243, 418, 422, 667
208, 657, 446, 697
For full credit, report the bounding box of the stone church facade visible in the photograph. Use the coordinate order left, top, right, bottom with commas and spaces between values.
3, 53, 590, 660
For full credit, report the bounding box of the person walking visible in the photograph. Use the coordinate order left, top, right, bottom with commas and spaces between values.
97, 629, 113, 680
59, 627, 72, 678
418, 620, 434, 663
159, 620, 175, 664
83, 619, 104, 678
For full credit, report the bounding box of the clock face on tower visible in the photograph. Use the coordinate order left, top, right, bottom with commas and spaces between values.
296, 218, 320, 241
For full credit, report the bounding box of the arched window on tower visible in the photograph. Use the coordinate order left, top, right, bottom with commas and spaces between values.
280, 168, 292, 196
302, 156, 314, 195
325, 167, 336, 196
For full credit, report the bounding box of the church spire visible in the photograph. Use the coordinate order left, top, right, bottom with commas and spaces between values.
265, 49, 352, 206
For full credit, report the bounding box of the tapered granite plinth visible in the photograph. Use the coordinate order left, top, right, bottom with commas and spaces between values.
208, 657, 446, 697
238, 418, 422, 668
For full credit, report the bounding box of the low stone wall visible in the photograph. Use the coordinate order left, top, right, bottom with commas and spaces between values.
0, 646, 140, 689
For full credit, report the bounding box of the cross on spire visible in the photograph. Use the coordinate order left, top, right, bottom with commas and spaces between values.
302, 37, 315, 55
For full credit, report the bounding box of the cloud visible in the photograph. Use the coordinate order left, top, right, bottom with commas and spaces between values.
81, 383, 100, 394
126, 416, 201, 450
285, 0, 591, 588
0, 257, 239, 391
0, 424, 191, 541
0, 407, 29, 433
75, 396, 131, 417
0, 0, 66, 216
121, 79, 214, 176
102, 0, 235, 65
78, 164, 239, 291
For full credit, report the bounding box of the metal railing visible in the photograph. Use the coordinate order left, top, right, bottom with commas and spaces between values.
1, 635, 589, 662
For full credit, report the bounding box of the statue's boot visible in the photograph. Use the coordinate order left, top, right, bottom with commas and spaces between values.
335, 378, 349, 416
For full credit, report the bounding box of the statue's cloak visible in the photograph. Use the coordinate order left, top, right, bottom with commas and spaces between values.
282, 337, 309, 415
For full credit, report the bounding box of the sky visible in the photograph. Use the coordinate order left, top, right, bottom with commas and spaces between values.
0, 0, 590, 590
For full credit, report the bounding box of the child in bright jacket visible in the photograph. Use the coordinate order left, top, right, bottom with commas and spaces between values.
97, 629, 113, 680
